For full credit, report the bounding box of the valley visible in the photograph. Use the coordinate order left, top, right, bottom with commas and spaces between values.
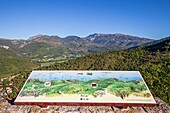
0, 33, 153, 60
0, 33, 154, 77
0, 34, 169, 105
1, 0, 170, 112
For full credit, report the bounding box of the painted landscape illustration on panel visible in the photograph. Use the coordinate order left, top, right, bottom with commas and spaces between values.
15, 71, 155, 103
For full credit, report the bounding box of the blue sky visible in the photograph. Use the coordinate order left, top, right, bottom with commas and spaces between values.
0, 0, 170, 39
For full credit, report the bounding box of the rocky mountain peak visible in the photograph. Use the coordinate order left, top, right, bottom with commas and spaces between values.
64, 36, 81, 41
114, 33, 127, 37
88, 33, 106, 37
28, 34, 46, 40
85, 33, 154, 48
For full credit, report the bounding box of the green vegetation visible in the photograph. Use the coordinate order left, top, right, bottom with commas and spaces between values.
38, 39, 170, 104
144, 37, 170, 52
39, 61, 56, 67
1, 37, 169, 105
0, 58, 37, 79
0, 48, 37, 79
107, 81, 147, 99
20, 78, 149, 100
1, 79, 20, 99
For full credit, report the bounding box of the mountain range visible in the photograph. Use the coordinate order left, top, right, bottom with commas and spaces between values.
39, 36, 170, 105
0, 33, 154, 59
0, 33, 156, 79
0, 34, 169, 105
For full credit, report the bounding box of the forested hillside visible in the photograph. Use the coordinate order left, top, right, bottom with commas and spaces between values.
0, 48, 37, 79
0, 33, 154, 79
39, 38, 170, 105
0, 33, 153, 60
1, 37, 169, 105
144, 37, 170, 52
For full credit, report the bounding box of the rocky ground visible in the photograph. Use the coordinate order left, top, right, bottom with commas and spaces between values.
0, 97, 170, 113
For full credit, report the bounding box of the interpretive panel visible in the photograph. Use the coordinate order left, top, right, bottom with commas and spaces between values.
14, 71, 156, 107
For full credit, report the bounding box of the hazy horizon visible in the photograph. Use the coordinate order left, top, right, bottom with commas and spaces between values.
1, 0, 170, 40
